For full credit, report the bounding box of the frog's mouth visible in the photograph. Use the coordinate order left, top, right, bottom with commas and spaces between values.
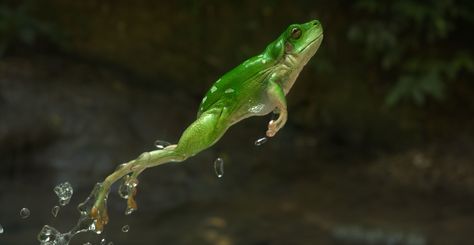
301, 33, 323, 54
294, 33, 323, 66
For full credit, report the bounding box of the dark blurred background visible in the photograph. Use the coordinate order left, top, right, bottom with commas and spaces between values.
1, 0, 473, 244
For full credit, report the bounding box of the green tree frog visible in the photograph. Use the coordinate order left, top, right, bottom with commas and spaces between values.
90, 20, 323, 231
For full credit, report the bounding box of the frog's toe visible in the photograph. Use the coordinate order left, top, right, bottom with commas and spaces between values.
90, 203, 109, 232
268, 120, 276, 129
266, 129, 276, 137
266, 120, 278, 137
126, 186, 138, 215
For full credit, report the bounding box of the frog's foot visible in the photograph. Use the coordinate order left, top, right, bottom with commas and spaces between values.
89, 176, 116, 232
124, 177, 139, 215
90, 198, 109, 233
126, 186, 138, 214
266, 120, 280, 137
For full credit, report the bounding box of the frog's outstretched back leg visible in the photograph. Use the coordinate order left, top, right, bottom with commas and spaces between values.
90, 107, 230, 231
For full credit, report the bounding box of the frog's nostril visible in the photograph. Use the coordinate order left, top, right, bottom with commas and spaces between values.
312, 20, 320, 26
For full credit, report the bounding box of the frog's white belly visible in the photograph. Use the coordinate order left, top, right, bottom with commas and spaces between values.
229, 93, 275, 126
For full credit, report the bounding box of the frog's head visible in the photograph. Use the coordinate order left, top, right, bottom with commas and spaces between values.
266, 20, 323, 61
283, 20, 323, 59
265, 20, 323, 92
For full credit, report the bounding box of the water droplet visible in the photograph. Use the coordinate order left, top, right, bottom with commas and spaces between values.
154, 140, 171, 149
100, 238, 106, 245
121, 225, 130, 233
0, 224, 4, 234
83, 242, 92, 245
214, 157, 224, 178
38, 225, 58, 242
118, 176, 139, 215
118, 175, 137, 200
20, 208, 30, 219
254, 137, 267, 146
77, 183, 102, 216
37, 225, 71, 244
118, 179, 130, 199
37, 183, 105, 245
125, 207, 136, 215
75, 183, 105, 235
51, 205, 60, 217
54, 182, 74, 206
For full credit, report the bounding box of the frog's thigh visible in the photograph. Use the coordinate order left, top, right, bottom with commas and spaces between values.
175, 107, 229, 157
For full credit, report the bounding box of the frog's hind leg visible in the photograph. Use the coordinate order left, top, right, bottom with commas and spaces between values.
90, 107, 230, 232
130, 106, 232, 171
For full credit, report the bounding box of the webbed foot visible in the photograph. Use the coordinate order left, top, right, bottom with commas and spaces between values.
266, 120, 276, 137
266, 119, 282, 137
124, 177, 139, 215
90, 199, 109, 233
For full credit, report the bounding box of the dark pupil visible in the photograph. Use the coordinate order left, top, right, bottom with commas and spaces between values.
291, 28, 301, 39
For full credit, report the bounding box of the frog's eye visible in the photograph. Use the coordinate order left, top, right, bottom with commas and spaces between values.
290, 27, 302, 39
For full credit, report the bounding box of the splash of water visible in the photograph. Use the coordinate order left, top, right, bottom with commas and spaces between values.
214, 157, 224, 178
37, 225, 70, 245
54, 182, 74, 206
38, 183, 104, 245
0, 224, 4, 234
76, 183, 105, 234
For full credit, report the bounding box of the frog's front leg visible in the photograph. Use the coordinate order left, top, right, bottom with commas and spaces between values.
266, 80, 287, 137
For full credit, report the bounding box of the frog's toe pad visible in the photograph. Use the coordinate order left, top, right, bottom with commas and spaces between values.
90, 205, 109, 233
266, 120, 277, 137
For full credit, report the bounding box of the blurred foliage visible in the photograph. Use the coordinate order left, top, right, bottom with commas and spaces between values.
348, 0, 474, 106
0, 1, 59, 56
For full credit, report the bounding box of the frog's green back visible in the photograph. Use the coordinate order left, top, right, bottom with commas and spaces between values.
197, 53, 276, 117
